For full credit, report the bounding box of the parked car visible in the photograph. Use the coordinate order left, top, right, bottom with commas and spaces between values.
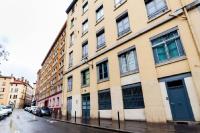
3, 105, 13, 115
0, 105, 8, 116
34, 107, 51, 117
30, 106, 38, 113
0, 106, 8, 119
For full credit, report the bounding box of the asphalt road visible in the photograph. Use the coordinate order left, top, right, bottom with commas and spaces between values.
0, 110, 118, 133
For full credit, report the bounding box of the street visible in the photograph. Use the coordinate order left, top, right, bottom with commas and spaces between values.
0, 110, 118, 133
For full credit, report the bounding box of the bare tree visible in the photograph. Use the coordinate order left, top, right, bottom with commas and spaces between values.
0, 44, 9, 64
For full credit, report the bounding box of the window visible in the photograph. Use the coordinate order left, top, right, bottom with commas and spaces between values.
71, 6, 75, 14
13, 95, 17, 99
68, 76, 73, 92
151, 29, 185, 64
96, 5, 104, 22
71, 18, 74, 28
122, 83, 145, 109
15, 88, 18, 93
145, 0, 168, 19
119, 48, 138, 75
0, 94, 3, 99
116, 12, 130, 37
82, 41, 88, 59
115, 0, 126, 7
97, 60, 109, 82
57, 97, 59, 106
81, 69, 90, 87
82, 19, 88, 35
10, 95, 12, 99
69, 51, 73, 67
96, 29, 105, 49
0, 88, 5, 92
82, 2, 88, 14
70, 32, 75, 46
98, 89, 112, 110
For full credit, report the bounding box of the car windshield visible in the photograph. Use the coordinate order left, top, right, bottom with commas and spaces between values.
5, 106, 12, 109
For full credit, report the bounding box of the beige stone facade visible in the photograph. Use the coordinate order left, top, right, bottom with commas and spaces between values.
61, 0, 200, 123
0, 76, 33, 108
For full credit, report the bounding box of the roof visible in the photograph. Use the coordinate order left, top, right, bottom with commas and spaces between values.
0, 76, 12, 79
10, 80, 24, 85
41, 21, 67, 66
66, 0, 78, 14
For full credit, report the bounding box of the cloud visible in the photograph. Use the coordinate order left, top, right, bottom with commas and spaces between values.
0, 0, 71, 84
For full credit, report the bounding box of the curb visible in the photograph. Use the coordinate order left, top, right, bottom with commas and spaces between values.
44, 117, 134, 133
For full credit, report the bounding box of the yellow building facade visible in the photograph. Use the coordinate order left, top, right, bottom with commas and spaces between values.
61, 0, 200, 123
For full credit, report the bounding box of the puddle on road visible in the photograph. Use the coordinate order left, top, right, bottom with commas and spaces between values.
46, 120, 58, 124
9, 119, 21, 133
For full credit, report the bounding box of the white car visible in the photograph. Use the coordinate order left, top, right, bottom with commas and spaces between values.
3, 105, 13, 114
30, 106, 38, 113
0, 106, 8, 118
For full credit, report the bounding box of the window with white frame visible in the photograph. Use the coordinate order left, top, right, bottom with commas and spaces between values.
151, 29, 185, 64
116, 12, 130, 37
81, 68, 90, 87
96, 29, 105, 49
97, 60, 109, 82
118, 48, 138, 75
82, 19, 88, 35
82, 41, 88, 59
96, 5, 104, 22
69, 51, 73, 67
68, 76, 73, 92
82, 1, 88, 14
145, 0, 168, 19
115, 0, 126, 7
70, 32, 75, 46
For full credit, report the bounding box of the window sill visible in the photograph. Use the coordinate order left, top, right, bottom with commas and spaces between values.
114, 0, 127, 11
147, 9, 171, 23
82, 31, 88, 37
117, 30, 132, 40
82, 9, 88, 16
81, 84, 90, 88
97, 78, 109, 84
96, 44, 106, 52
95, 17, 104, 26
120, 70, 139, 78
155, 56, 187, 67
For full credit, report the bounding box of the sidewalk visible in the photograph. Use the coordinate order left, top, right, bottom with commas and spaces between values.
46, 115, 200, 133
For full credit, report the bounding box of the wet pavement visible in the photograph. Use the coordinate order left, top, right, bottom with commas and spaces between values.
1, 110, 200, 133
0, 110, 118, 133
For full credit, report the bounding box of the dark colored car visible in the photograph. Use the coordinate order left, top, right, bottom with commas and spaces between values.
35, 107, 51, 117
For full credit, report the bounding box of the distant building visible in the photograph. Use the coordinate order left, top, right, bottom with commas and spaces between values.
36, 21, 67, 115
0, 75, 34, 108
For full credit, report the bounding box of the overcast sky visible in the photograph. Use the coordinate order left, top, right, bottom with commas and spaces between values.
0, 0, 72, 84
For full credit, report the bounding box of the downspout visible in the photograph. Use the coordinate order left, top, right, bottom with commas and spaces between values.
180, 0, 200, 59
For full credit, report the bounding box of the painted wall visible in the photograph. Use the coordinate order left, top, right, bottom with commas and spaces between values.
62, 0, 200, 123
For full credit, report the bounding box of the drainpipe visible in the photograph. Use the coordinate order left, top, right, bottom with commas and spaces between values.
179, 0, 200, 59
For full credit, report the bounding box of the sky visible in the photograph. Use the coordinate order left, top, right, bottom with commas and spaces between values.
0, 0, 72, 84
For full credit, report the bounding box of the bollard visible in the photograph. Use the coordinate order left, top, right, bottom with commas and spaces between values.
66, 111, 69, 121
98, 111, 100, 126
75, 111, 76, 123
117, 111, 120, 129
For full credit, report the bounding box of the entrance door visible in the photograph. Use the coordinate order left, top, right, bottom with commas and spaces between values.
67, 97, 72, 118
166, 80, 194, 121
82, 94, 90, 120
45, 100, 48, 107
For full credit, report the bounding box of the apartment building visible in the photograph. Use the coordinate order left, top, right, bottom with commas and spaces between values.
0, 76, 12, 105
0, 75, 34, 108
62, 0, 200, 123
37, 22, 67, 115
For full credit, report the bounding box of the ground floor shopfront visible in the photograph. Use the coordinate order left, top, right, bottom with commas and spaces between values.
37, 92, 62, 116
64, 73, 200, 123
